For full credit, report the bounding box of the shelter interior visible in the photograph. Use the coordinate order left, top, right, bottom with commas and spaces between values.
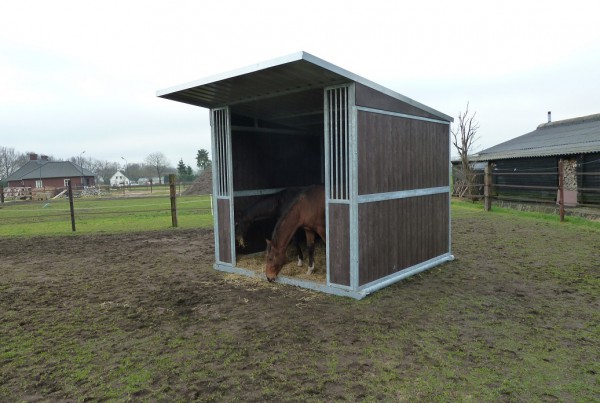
229, 89, 326, 260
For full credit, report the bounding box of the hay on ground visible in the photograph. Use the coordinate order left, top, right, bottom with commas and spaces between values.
236, 242, 327, 284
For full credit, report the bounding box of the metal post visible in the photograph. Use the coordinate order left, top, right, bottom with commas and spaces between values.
67, 180, 76, 232
484, 163, 491, 211
558, 159, 565, 222
169, 174, 178, 227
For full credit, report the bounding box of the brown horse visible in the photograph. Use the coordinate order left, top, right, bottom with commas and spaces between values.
265, 185, 326, 282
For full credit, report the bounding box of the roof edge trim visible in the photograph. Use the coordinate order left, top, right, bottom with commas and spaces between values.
156, 51, 453, 122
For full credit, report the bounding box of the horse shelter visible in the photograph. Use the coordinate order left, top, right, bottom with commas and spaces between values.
157, 51, 454, 299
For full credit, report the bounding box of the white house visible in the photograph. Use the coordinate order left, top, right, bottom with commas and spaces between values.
109, 171, 130, 187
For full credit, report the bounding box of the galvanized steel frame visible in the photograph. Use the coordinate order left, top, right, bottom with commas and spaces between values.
353, 103, 454, 292
210, 106, 236, 266
324, 83, 357, 291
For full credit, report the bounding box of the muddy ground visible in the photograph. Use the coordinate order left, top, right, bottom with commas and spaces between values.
0, 208, 598, 401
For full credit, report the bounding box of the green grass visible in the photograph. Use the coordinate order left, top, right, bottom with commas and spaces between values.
0, 204, 598, 401
0, 195, 214, 236
451, 198, 600, 231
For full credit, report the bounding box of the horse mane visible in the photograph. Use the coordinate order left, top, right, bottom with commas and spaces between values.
269, 188, 307, 247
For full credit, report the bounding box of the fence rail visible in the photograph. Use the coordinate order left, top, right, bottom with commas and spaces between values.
0, 175, 213, 234
453, 159, 600, 221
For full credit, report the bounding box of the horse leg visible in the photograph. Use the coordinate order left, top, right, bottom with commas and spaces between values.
293, 230, 304, 266
305, 230, 316, 275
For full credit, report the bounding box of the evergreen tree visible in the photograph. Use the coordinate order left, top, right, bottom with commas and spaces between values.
196, 149, 211, 170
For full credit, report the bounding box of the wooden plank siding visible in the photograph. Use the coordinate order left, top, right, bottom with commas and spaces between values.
358, 193, 449, 285
580, 153, 600, 205
357, 111, 449, 195
217, 198, 232, 263
328, 203, 350, 286
355, 83, 442, 120
492, 157, 558, 201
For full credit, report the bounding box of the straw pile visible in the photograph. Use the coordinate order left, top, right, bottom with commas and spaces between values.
237, 242, 327, 284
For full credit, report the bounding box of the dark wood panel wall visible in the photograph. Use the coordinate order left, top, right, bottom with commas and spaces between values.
231, 131, 323, 191
217, 198, 232, 263
328, 203, 350, 286
357, 112, 449, 195
358, 193, 449, 285
355, 83, 442, 120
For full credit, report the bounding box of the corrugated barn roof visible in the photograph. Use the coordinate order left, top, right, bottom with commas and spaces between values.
472, 113, 600, 161
157, 51, 453, 128
6, 160, 95, 181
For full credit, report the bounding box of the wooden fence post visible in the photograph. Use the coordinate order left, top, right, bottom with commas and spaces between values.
484, 164, 492, 211
68, 180, 76, 232
0, 185, 4, 204
558, 159, 565, 222
169, 174, 178, 227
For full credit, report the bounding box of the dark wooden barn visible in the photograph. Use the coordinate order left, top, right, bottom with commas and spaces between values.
158, 52, 454, 299
471, 113, 600, 206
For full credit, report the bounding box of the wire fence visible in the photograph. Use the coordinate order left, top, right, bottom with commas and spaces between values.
0, 175, 213, 232
453, 158, 600, 221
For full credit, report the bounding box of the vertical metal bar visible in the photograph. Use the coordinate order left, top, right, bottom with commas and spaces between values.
447, 123, 453, 256
323, 88, 331, 285
210, 109, 221, 262
334, 88, 339, 200
344, 86, 349, 200
218, 110, 223, 196
326, 89, 330, 198
219, 110, 225, 196
348, 83, 358, 290
329, 89, 334, 199
225, 107, 236, 266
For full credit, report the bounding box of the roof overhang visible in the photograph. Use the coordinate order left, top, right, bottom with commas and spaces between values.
157, 51, 453, 126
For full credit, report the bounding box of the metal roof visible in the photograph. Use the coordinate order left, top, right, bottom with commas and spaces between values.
6, 160, 95, 182
157, 51, 453, 127
471, 113, 600, 161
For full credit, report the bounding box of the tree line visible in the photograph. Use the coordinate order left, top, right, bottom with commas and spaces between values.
0, 147, 211, 186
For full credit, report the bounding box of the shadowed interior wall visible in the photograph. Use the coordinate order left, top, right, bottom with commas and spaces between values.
231, 131, 322, 191
358, 193, 449, 285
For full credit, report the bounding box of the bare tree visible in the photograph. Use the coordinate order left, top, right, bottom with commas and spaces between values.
451, 103, 480, 199
0, 147, 24, 181
145, 152, 169, 184
89, 159, 120, 185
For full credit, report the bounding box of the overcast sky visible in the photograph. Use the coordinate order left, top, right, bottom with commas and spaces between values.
1, 0, 599, 169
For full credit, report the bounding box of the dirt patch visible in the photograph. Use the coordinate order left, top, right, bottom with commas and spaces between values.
182, 169, 212, 196
0, 209, 598, 401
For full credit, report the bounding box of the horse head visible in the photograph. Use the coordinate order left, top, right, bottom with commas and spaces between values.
265, 239, 287, 282
234, 220, 248, 247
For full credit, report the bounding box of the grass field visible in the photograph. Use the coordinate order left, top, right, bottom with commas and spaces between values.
0, 200, 598, 401
0, 195, 214, 236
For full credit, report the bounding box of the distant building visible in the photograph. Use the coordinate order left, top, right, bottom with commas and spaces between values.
109, 171, 131, 187
6, 153, 96, 188
470, 112, 600, 206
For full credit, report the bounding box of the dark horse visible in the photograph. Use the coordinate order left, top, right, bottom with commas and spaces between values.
265, 185, 326, 282
235, 187, 306, 265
